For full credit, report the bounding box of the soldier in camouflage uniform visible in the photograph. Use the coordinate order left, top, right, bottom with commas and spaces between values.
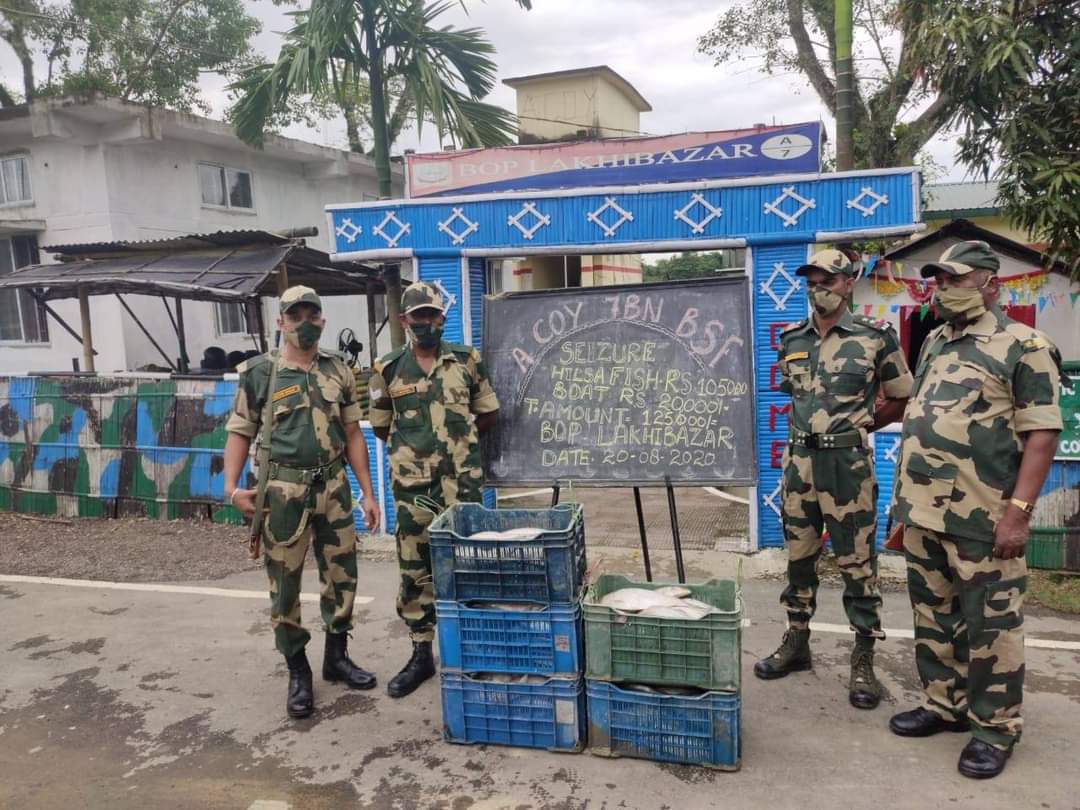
889, 242, 1063, 779
754, 249, 913, 710
369, 281, 500, 698
224, 286, 381, 719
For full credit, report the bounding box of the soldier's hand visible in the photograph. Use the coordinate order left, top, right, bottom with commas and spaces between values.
992, 512, 1029, 560
362, 500, 380, 532
230, 488, 257, 519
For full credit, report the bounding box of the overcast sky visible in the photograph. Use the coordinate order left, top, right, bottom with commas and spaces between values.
5, 0, 969, 181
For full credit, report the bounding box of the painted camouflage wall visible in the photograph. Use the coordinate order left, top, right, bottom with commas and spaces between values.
0, 375, 393, 532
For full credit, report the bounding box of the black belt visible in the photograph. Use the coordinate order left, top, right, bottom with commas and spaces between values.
268, 456, 345, 485
790, 429, 863, 450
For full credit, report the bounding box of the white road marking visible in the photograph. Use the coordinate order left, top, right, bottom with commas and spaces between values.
809, 620, 1080, 651
0, 574, 373, 605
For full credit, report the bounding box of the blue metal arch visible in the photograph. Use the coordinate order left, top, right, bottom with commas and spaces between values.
329, 167, 924, 548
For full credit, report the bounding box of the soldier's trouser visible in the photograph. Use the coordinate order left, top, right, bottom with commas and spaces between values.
394, 487, 483, 642
780, 442, 883, 639
263, 469, 358, 657
903, 525, 1026, 749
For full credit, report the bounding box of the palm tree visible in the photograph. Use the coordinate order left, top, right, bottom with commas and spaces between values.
229, 0, 531, 199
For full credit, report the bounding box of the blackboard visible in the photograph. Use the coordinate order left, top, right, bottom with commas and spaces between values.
482, 276, 757, 487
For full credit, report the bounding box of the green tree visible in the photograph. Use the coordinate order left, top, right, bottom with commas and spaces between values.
898, 0, 1080, 275
642, 250, 746, 283
0, 0, 260, 112
698, 0, 956, 168
229, 0, 531, 199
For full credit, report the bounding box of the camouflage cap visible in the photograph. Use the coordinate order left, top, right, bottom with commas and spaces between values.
401, 281, 446, 315
795, 249, 858, 278
920, 240, 1001, 278
280, 285, 322, 314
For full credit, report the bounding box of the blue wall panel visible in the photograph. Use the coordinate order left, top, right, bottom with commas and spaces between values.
417, 255, 465, 343
873, 430, 903, 548
752, 244, 810, 548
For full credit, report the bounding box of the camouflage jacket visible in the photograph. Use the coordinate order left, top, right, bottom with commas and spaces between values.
892, 307, 1064, 542
368, 342, 499, 495
225, 349, 362, 468
778, 309, 913, 435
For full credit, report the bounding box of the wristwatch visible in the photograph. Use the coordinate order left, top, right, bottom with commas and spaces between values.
1009, 498, 1035, 515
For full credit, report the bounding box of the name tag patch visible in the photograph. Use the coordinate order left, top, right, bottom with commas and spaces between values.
784, 351, 810, 362
272, 384, 302, 402
389, 383, 418, 398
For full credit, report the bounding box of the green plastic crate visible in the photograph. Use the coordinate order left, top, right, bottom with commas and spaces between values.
1027, 530, 1066, 570
583, 574, 742, 691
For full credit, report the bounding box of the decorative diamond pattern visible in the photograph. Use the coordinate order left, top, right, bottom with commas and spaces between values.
763, 186, 817, 228
507, 202, 551, 240
758, 262, 801, 311
437, 207, 479, 245
884, 436, 901, 464
763, 479, 783, 518
674, 193, 723, 234
586, 196, 634, 238
430, 279, 457, 312
372, 211, 411, 248
335, 217, 362, 244
847, 186, 889, 217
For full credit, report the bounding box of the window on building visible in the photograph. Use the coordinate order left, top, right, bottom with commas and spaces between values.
486, 259, 505, 295
0, 155, 32, 205
214, 301, 249, 335
0, 235, 48, 343
199, 163, 254, 210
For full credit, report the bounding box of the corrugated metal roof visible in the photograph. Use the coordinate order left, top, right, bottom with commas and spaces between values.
42, 229, 296, 255
922, 181, 1000, 214
0, 242, 384, 303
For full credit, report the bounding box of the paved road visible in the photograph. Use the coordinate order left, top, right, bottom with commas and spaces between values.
2, 552, 1078, 810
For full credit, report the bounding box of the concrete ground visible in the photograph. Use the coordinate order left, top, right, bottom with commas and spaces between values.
2, 539, 1079, 810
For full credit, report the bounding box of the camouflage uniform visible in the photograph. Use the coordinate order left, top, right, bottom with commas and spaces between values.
778, 303, 913, 639
226, 337, 363, 658
893, 248, 1063, 750
368, 283, 499, 642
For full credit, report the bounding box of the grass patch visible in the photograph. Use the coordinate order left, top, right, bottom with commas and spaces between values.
1028, 571, 1080, 615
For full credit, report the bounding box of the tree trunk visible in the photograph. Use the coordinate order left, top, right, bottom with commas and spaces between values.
343, 101, 365, 153
834, 0, 854, 171
360, 7, 404, 348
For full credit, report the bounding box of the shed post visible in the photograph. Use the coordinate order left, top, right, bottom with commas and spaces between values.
366, 290, 378, 367
174, 297, 190, 372
384, 264, 405, 349
77, 285, 95, 372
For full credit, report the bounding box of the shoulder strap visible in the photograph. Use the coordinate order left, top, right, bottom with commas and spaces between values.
249, 351, 280, 543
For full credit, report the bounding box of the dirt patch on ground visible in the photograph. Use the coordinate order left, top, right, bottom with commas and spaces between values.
0, 513, 261, 582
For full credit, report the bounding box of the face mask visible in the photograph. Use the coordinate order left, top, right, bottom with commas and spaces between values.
284, 320, 323, 350
407, 322, 443, 348
808, 285, 846, 316
934, 283, 988, 324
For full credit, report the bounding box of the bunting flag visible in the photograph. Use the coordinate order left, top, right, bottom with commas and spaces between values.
1071, 292, 1080, 307
1039, 296, 1047, 312
919, 303, 930, 321
864, 304, 873, 315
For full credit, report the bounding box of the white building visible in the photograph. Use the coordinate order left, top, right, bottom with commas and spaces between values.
0, 96, 403, 373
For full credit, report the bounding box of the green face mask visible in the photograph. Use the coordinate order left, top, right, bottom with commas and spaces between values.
284, 320, 323, 350
808, 285, 846, 316
407, 322, 443, 348
934, 284, 988, 324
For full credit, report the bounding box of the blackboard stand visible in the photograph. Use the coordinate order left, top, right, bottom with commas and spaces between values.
665, 477, 687, 584
549, 480, 682, 585
632, 487, 653, 582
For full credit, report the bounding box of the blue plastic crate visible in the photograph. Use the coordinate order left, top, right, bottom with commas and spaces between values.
586, 681, 741, 771
430, 503, 586, 604
441, 672, 586, 752
436, 600, 583, 677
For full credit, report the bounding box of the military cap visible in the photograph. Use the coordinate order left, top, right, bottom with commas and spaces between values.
401, 281, 446, 315
920, 240, 1001, 278
795, 249, 859, 278
280, 285, 322, 314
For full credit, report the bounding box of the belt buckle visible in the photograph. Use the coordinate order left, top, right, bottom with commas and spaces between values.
804, 434, 819, 450
311, 467, 325, 484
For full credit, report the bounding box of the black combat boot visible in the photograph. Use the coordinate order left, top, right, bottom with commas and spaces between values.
958, 738, 1012, 779
849, 637, 884, 710
323, 632, 377, 690
753, 628, 812, 679
284, 650, 314, 719
386, 641, 436, 698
